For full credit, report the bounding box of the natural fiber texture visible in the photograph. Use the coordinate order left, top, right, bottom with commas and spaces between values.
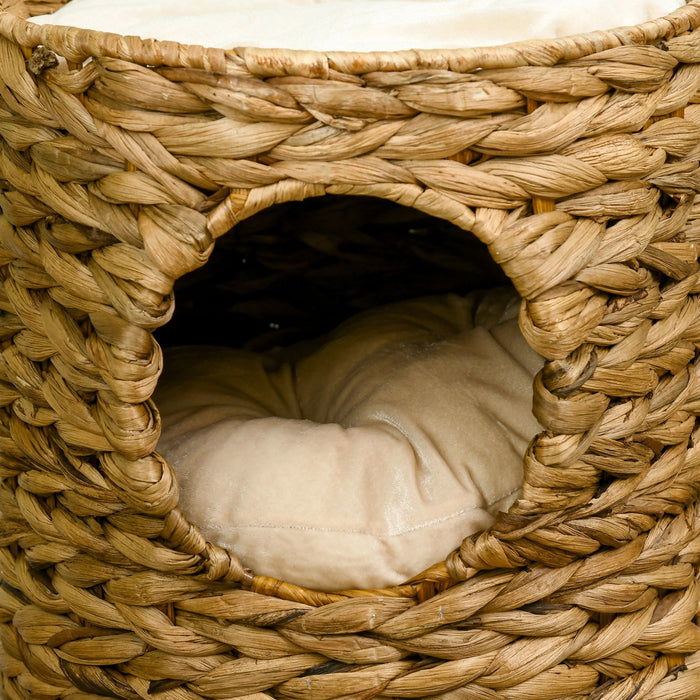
0, 0, 699, 697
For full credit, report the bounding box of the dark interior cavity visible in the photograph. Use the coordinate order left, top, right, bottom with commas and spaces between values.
154, 195, 509, 351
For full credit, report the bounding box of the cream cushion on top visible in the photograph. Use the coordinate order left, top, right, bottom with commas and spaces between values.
30, 0, 684, 52
155, 288, 542, 591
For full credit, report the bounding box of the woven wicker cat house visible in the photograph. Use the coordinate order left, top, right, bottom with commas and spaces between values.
0, 0, 699, 698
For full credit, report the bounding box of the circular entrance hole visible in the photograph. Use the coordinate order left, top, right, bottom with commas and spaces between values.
153, 195, 540, 591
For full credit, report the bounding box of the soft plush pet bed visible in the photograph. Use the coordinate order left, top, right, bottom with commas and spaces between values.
29, 0, 685, 51
155, 288, 542, 590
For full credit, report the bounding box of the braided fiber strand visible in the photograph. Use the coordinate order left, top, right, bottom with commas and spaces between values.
0, 0, 699, 697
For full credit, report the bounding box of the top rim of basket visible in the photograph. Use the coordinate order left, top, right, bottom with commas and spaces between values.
0, 1, 699, 76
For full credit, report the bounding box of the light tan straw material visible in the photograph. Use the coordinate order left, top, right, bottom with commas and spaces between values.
0, 0, 699, 697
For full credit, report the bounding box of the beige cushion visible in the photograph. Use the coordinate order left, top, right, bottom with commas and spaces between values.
30, 0, 684, 52
155, 289, 542, 591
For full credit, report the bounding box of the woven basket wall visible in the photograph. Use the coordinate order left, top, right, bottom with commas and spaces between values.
0, 0, 700, 698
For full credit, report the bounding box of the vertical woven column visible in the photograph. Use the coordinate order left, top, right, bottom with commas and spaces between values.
0, 1, 698, 697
